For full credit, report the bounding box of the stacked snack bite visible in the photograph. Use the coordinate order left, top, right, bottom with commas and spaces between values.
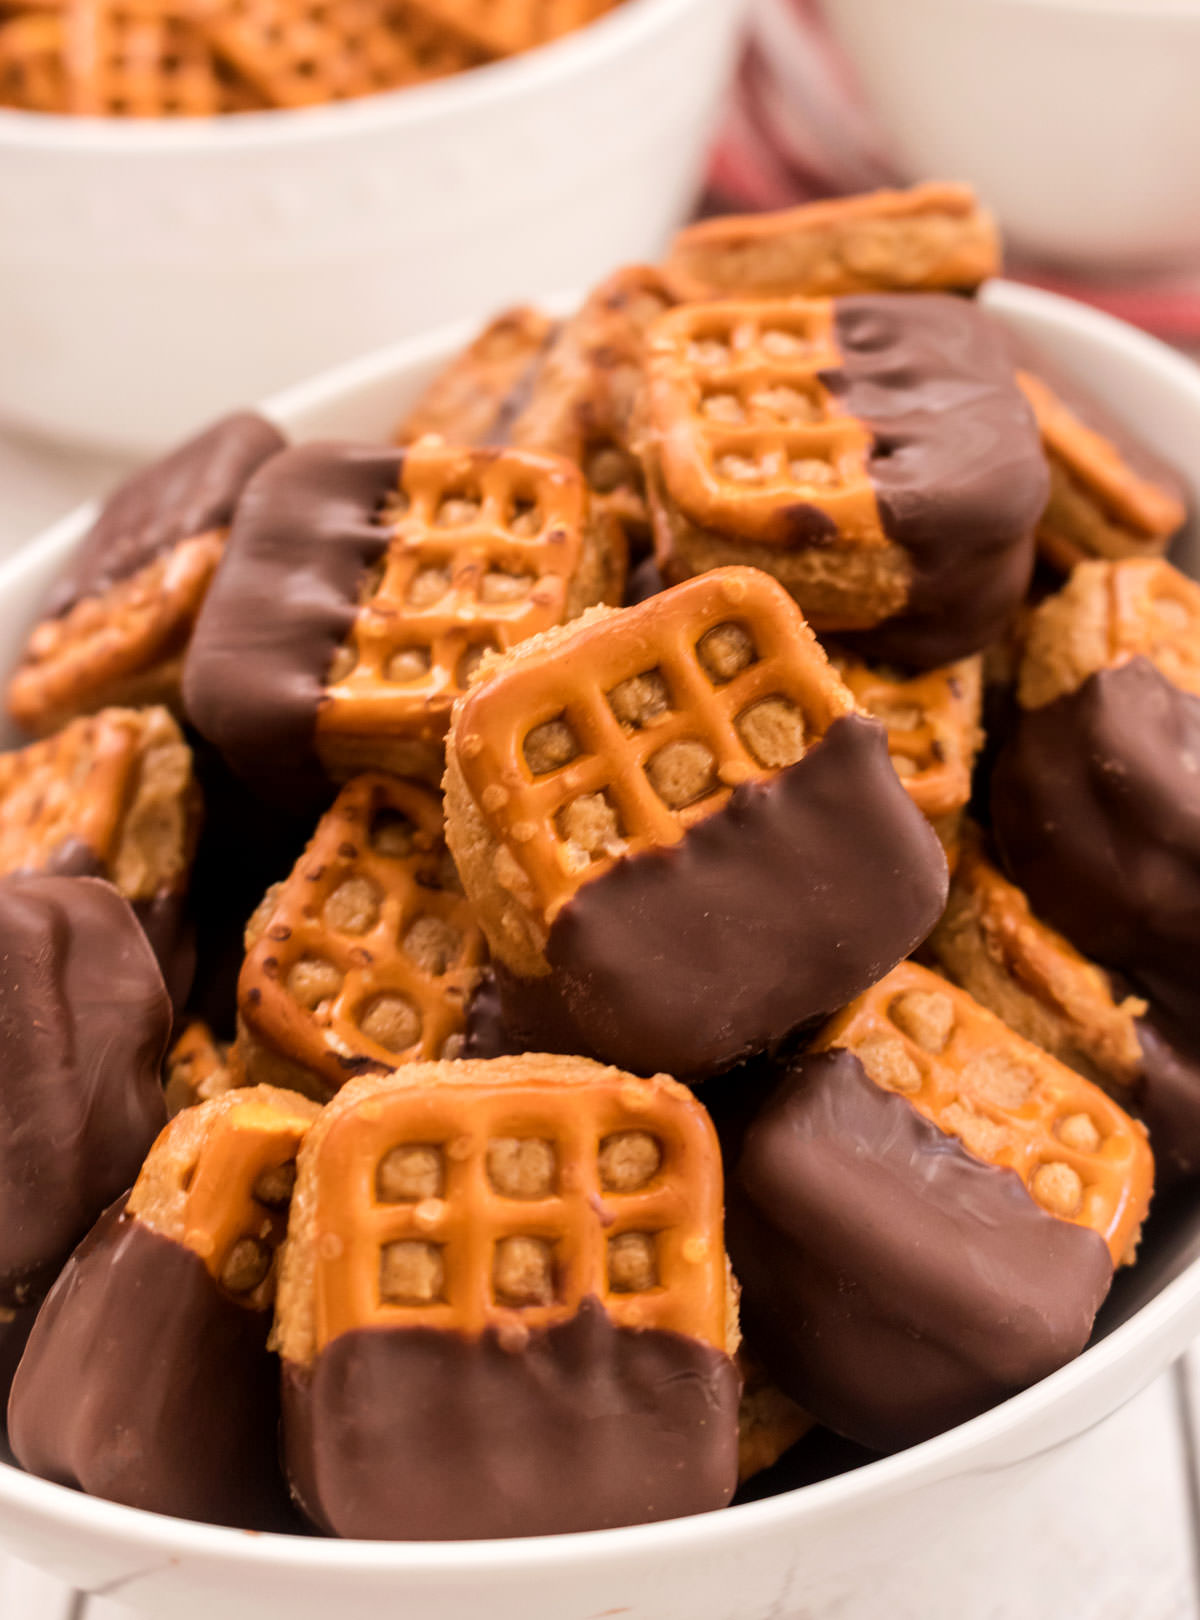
0, 179, 1196, 1543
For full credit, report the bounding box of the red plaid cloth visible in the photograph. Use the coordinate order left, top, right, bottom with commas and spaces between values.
706, 0, 1200, 353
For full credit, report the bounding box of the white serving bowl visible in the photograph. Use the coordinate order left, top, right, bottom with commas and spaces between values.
0, 281, 1198, 1620
0, 0, 743, 455
820, 0, 1200, 272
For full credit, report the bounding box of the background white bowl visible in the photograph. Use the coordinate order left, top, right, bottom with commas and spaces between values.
0, 281, 1198, 1619
0, 0, 743, 455
820, 0, 1200, 273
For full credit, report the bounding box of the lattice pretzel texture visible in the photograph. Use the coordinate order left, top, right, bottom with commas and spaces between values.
239, 774, 487, 1098
129, 1087, 320, 1312
296, 1058, 726, 1355
451, 566, 855, 925
814, 961, 1154, 1265
315, 440, 597, 773
644, 298, 884, 547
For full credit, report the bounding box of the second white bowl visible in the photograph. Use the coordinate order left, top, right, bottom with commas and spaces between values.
821, 0, 1200, 273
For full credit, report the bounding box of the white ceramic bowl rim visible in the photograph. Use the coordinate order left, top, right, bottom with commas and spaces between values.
1, 280, 1199, 1579
0, 0, 691, 151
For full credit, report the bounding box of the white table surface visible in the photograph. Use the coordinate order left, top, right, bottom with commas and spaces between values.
1, 429, 1199, 1620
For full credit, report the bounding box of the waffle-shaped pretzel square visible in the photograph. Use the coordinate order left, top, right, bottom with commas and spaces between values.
0, 705, 200, 910
1018, 369, 1187, 573
239, 774, 487, 1101
274, 1055, 740, 1539
402, 0, 614, 59
9, 1085, 319, 1528
642, 292, 1047, 667
814, 961, 1153, 1265
826, 650, 982, 859
445, 566, 948, 1078
8, 412, 284, 735
183, 438, 625, 799
396, 306, 557, 448
727, 977, 1128, 1452
666, 183, 1001, 301
1018, 557, 1200, 710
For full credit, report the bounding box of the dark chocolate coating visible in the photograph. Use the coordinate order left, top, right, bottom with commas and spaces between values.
728, 1050, 1114, 1452
624, 555, 666, 606
992, 659, 1200, 1036
47, 412, 285, 618
37, 838, 194, 1018
183, 441, 402, 802
461, 968, 526, 1060
502, 711, 948, 1080
282, 1297, 740, 1539
8, 1202, 291, 1529
825, 294, 1049, 669
0, 875, 169, 1308
1136, 1013, 1200, 1190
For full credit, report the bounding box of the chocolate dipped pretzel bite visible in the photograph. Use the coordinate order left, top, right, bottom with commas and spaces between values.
8, 413, 284, 735
642, 292, 1048, 666
275, 1055, 740, 1538
444, 566, 947, 1078
9, 1086, 319, 1525
992, 559, 1200, 1037
729, 962, 1153, 1452
184, 438, 624, 799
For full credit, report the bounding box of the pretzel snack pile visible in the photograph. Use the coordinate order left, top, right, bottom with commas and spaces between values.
0, 0, 625, 115
0, 182, 1196, 1543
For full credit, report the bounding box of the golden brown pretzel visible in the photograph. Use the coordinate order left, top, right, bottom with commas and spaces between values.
1019, 371, 1186, 572
0, 706, 199, 904
1019, 557, 1200, 709
828, 650, 982, 857
129, 1086, 320, 1312
814, 960, 1154, 1265
238, 775, 487, 1100
666, 182, 1000, 301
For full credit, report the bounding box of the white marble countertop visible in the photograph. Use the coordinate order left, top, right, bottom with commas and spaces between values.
0, 428, 1198, 1620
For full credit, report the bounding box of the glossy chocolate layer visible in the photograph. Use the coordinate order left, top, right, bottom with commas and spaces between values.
183, 441, 401, 801
1136, 1014, 1200, 1189
728, 1050, 1113, 1452
37, 838, 194, 1016
9, 1202, 291, 1528
47, 413, 285, 617
826, 294, 1048, 668
461, 968, 525, 1060
993, 659, 1200, 1035
0, 875, 169, 1308
282, 1297, 740, 1540
501, 711, 948, 1079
